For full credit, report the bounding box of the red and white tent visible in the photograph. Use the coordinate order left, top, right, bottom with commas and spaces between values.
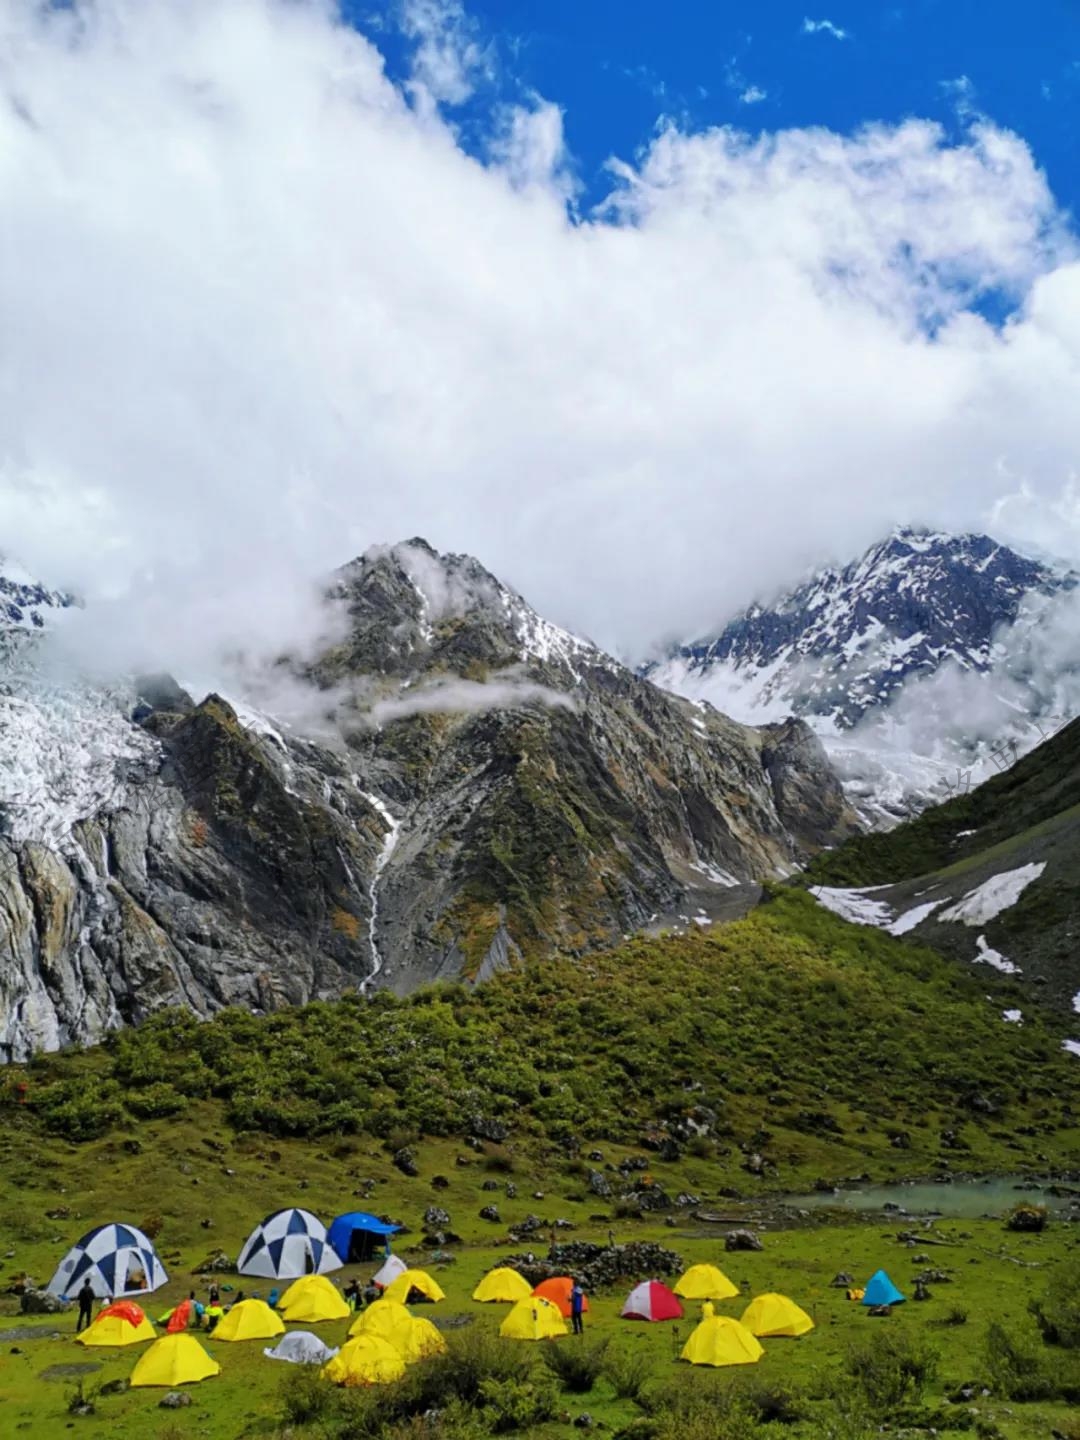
621, 1280, 683, 1322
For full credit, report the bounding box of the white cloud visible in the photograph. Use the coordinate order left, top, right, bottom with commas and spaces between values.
802, 17, 850, 40
739, 85, 767, 105
1, 0, 1080, 686
400, 0, 490, 108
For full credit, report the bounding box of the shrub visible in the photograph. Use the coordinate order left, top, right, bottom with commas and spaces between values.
844, 1331, 939, 1412
603, 1344, 652, 1401
1030, 1259, 1080, 1348
540, 1337, 608, 1393
279, 1366, 339, 1425
733, 1380, 805, 1424
139, 1212, 164, 1241
640, 1386, 757, 1440
1005, 1203, 1047, 1233
982, 1319, 1055, 1401
478, 1374, 559, 1433
125, 1082, 186, 1119
936, 1306, 968, 1327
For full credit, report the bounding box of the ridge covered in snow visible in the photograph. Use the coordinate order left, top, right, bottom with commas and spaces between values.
645, 527, 1079, 823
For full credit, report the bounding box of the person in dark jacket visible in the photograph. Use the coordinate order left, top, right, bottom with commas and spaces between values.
570, 1281, 585, 1335
76, 1279, 95, 1332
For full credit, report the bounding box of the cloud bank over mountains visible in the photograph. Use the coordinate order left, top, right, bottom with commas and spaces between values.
2, 0, 1080, 680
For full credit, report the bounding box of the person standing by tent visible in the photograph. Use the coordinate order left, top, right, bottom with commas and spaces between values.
75, 1279, 95, 1333
570, 1281, 586, 1336
344, 1279, 361, 1311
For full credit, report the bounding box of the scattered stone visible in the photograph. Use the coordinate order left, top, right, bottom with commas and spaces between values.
223, 1168, 236, 1177
587, 1150, 604, 1163
675, 1193, 700, 1209
44, 1207, 71, 1221
619, 1187, 672, 1213
393, 1147, 419, 1178
725, 1229, 763, 1252
200, 1219, 213, 1230
573, 1414, 596, 1429
913, 1280, 932, 1301
99, 1379, 130, 1396
533, 1191, 545, 1200
505, 1182, 517, 1199
431, 1175, 450, 1190
20, 1289, 68, 1315
867, 1305, 893, 1317
830, 1273, 854, 1288
587, 1171, 612, 1199
159, 1392, 192, 1409
194, 1249, 233, 1273
469, 1115, 509, 1143
503, 1240, 683, 1291
743, 1153, 766, 1176
479, 1205, 501, 1223
481, 1180, 500, 1192
424, 1207, 451, 1229
122, 1139, 142, 1156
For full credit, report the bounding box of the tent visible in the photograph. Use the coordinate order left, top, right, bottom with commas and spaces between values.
327, 1211, 401, 1265
741, 1293, 814, 1338
680, 1316, 763, 1368
533, 1277, 588, 1319
264, 1331, 340, 1365
499, 1297, 568, 1341
47, 1223, 168, 1300
673, 1264, 739, 1301
621, 1281, 683, 1322
322, 1333, 407, 1387
349, 1298, 413, 1344
278, 1274, 350, 1324
236, 1208, 340, 1280
373, 1254, 409, 1290
130, 1333, 221, 1387
862, 1271, 905, 1307
76, 1301, 156, 1347
402, 1316, 447, 1363
213, 1298, 285, 1342
473, 1268, 533, 1304
166, 1299, 193, 1334
382, 1269, 446, 1305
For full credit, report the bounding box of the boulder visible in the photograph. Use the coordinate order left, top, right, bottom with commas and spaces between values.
393, 1147, 419, 1178
587, 1171, 612, 1198
724, 1229, 763, 1252
19, 1289, 67, 1315
159, 1392, 192, 1409
424, 1207, 451, 1229
478, 1205, 501, 1223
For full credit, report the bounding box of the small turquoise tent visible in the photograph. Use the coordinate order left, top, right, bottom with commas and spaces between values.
327, 1212, 400, 1264
862, 1270, 905, 1307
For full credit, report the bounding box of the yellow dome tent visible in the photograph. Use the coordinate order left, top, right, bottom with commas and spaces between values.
322, 1333, 407, 1386
77, 1307, 156, 1347
403, 1316, 447, 1363
499, 1296, 568, 1341
680, 1316, 763, 1368
473, 1268, 533, 1304
349, 1298, 413, 1343
213, 1298, 286, 1342
673, 1263, 739, 1301
741, 1293, 814, 1339
278, 1274, 350, 1323
382, 1269, 446, 1305
130, 1333, 221, 1387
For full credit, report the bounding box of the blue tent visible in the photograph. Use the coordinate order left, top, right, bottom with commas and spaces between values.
327, 1211, 401, 1264
862, 1270, 905, 1307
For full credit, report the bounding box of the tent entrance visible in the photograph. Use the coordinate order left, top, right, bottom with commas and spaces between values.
346, 1229, 380, 1264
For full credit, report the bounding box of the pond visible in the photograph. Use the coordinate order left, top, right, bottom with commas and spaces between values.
785, 1176, 1080, 1219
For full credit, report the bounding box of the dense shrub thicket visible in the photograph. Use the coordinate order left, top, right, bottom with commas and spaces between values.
10, 892, 1076, 1169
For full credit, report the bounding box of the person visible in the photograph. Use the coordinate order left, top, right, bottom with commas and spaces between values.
344, 1279, 361, 1311
570, 1280, 585, 1336
205, 1302, 225, 1334
304, 1244, 315, 1274
188, 1290, 206, 1328
208, 1282, 220, 1306
362, 1279, 379, 1307
75, 1279, 95, 1333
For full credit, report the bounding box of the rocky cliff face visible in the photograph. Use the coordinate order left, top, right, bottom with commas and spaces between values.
0, 541, 857, 1058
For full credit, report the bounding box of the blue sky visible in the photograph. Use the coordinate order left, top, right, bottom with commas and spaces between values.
358, 0, 1080, 218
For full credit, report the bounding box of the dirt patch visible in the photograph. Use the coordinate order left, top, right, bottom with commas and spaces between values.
38, 1362, 102, 1380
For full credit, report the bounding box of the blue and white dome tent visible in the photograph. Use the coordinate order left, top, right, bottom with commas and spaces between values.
46, 1223, 168, 1299
237, 1208, 341, 1279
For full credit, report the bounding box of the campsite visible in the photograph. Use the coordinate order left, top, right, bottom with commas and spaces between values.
2, 1115, 1079, 1440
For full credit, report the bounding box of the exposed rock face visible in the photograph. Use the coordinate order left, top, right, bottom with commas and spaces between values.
0, 540, 858, 1057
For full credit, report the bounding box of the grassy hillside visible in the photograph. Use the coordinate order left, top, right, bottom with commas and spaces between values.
7, 891, 1079, 1191
804, 717, 1080, 888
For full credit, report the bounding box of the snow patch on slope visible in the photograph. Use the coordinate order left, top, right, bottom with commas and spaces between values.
938, 864, 1046, 926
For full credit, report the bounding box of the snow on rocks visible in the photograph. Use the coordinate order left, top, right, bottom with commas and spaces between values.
809, 886, 892, 927
1063, 1040, 1080, 1058
973, 935, 1020, 975
937, 864, 1046, 926
887, 899, 943, 935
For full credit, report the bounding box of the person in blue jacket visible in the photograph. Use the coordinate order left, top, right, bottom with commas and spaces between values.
570, 1281, 586, 1335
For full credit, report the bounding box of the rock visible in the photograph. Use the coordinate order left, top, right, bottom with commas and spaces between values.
503, 1240, 683, 1292
573, 1414, 595, 1429
424, 1207, 451, 1229
159, 1392, 192, 1409
620, 1187, 672, 1213
532, 1191, 545, 1200
455, 1156, 473, 1168
469, 1115, 509, 1143
194, 1249, 233, 1273
657, 1138, 681, 1163
481, 1179, 500, 1192
830, 1272, 854, 1288
675, 1193, 700, 1208
122, 1139, 142, 1156
431, 1175, 450, 1190
587, 1151, 604, 1163
587, 1171, 612, 1198
44, 1207, 71, 1221
743, 1153, 765, 1176
913, 1280, 932, 1301
724, 1229, 763, 1252
19, 1288, 67, 1315
504, 1182, 517, 1199
393, 1147, 419, 1178
479, 1205, 501, 1223
99, 1379, 130, 1396
200, 1219, 213, 1230
867, 1304, 893, 1317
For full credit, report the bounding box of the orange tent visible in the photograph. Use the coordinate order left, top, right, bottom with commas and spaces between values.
166, 1299, 192, 1333
100, 1301, 147, 1327
532, 1278, 588, 1319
